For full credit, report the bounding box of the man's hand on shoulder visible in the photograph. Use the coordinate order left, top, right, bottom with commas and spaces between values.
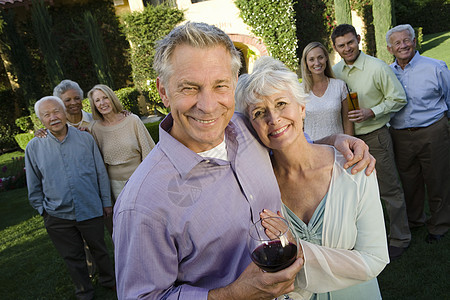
316, 134, 376, 176
208, 258, 303, 300
337, 134, 375, 175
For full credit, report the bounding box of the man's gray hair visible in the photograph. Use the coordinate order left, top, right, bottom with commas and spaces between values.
153, 22, 242, 86
53, 79, 84, 99
235, 56, 308, 118
35, 96, 66, 120
386, 24, 415, 46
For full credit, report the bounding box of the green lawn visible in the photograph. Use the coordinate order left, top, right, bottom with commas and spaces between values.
1, 185, 449, 298
0, 187, 117, 299
421, 31, 450, 66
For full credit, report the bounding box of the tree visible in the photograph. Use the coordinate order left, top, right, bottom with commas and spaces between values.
83, 11, 115, 89
334, 0, 352, 25
31, 0, 65, 88
0, 9, 39, 113
373, 0, 395, 63
122, 4, 184, 89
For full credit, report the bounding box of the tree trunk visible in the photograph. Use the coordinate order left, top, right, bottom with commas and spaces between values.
373, 0, 395, 63
334, 0, 352, 25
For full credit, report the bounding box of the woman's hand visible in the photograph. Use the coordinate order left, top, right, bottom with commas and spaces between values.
34, 128, 47, 138
121, 110, 131, 117
260, 209, 304, 261
78, 126, 90, 133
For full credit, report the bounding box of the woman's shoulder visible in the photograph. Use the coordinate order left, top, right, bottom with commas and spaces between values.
89, 119, 99, 131
329, 78, 346, 88
332, 148, 375, 184
126, 113, 144, 123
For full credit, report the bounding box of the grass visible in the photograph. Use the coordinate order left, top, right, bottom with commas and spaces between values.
0, 187, 117, 299
0, 151, 25, 165
421, 31, 450, 66
0, 150, 26, 192
1, 187, 449, 299
377, 225, 450, 299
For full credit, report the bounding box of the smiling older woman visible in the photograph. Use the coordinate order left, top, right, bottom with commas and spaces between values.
53, 80, 94, 128
235, 56, 389, 300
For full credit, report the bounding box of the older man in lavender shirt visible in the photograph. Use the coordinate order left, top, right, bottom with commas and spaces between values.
113, 22, 375, 300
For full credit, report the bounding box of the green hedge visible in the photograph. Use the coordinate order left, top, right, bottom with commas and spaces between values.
295, 0, 335, 58
395, 0, 450, 34
122, 4, 184, 90
235, 0, 298, 71
115, 87, 142, 116
13, 121, 162, 151
14, 133, 34, 151
0, 89, 20, 151
145, 120, 161, 143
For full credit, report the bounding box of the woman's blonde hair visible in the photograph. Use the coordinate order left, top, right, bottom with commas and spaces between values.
300, 42, 335, 93
87, 84, 124, 120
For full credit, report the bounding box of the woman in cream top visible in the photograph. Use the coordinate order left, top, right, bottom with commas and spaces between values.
235, 56, 388, 300
88, 84, 155, 235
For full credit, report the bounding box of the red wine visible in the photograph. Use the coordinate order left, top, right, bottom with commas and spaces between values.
251, 240, 297, 272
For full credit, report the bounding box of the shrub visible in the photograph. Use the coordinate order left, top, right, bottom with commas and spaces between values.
414, 27, 423, 51
0, 155, 26, 192
18, 0, 131, 97
0, 89, 20, 151
350, 0, 376, 56
122, 4, 184, 90
145, 120, 161, 143
29, 113, 43, 131
50, 0, 132, 93
14, 133, 34, 151
15, 116, 34, 133
83, 11, 115, 89
295, 0, 335, 62
235, 0, 298, 71
115, 87, 142, 116
82, 98, 92, 114
141, 78, 168, 115
395, 0, 450, 34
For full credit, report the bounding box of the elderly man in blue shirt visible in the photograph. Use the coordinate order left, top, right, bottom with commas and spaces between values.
25, 96, 115, 300
386, 24, 450, 244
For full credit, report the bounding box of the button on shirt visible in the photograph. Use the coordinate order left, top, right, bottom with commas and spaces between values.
113, 113, 281, 300
25, 126, 111, 221
333, 52, 407, 135
389, 51, 450, 129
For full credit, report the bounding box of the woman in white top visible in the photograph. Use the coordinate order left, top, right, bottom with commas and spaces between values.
301, 42, 353, 140
235, 56, 388, 300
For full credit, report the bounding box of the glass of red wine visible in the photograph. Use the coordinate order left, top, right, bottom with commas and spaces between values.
248, 216, 299, 299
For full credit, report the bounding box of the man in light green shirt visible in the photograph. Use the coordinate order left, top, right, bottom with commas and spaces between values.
331, 24, 411, 261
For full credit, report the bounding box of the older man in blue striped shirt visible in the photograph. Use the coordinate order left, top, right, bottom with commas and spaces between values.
25, 96, 115, 300
387, 24, 450, 244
